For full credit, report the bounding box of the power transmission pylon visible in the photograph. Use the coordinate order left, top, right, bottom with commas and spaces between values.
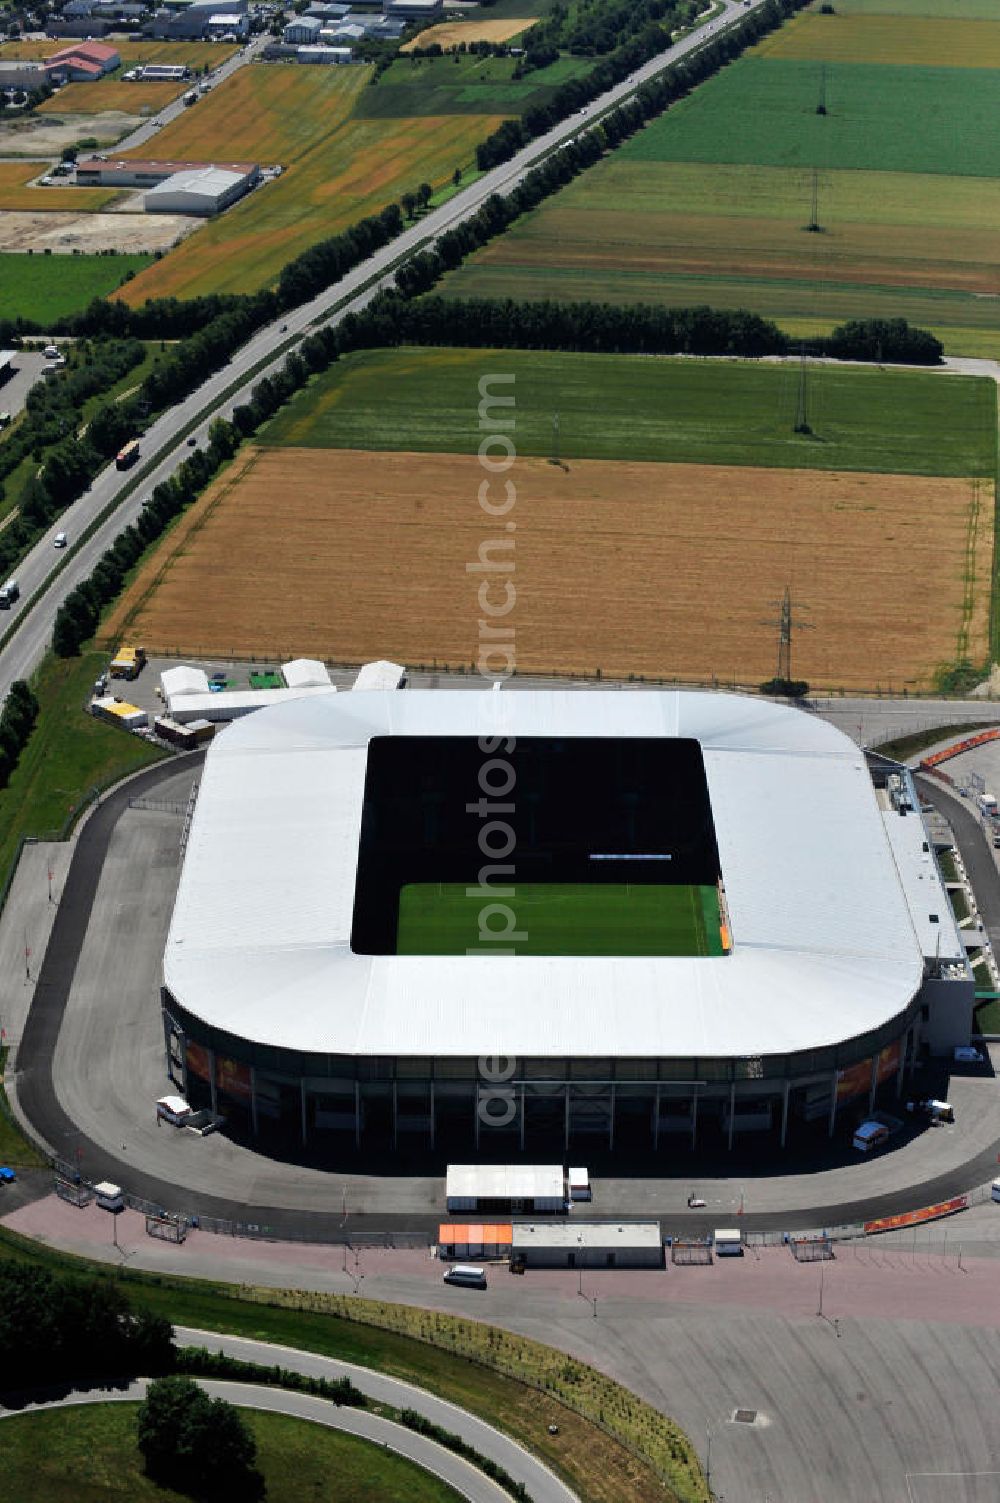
794, 343, 812, 434
551, 411, 560, 465
805, 167, 822, 232
762, 586, 813, 684
816, 61, 827, 115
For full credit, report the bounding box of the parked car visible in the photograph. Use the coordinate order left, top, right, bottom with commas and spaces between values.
0, 1166, 16, 1184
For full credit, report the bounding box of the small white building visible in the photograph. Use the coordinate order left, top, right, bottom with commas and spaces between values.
512, 1222, 664, 1269
161, 665, 210, 700
446, 1164, 565, 1213
145, 165, 256, 217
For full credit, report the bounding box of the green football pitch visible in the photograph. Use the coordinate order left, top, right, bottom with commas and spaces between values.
396, 883, 724, 958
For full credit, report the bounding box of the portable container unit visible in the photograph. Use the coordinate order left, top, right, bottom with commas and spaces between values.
437, 1223, 513, 1260
511, 1222, 663, 1269
94, 1181, 124, 1211
714, 1227, 743, 1257
446, 1164, 565, 1214
992, 1178, 1000, 1203
91, 696, 148, 731
156, 1094, 192, 1125
567, 1167, 591, 1201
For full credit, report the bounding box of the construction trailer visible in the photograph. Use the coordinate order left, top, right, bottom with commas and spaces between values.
91, 696, 148, 731
512, 1222, 664, 1269
437, 1222, 513, 1261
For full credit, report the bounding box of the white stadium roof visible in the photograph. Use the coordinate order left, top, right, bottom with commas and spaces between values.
164, 690, 925, 1060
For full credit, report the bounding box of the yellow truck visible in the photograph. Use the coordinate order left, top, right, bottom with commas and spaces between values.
109, 644, 147, 680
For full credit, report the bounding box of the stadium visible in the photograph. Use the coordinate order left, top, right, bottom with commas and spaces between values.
160, 689, 973, 1155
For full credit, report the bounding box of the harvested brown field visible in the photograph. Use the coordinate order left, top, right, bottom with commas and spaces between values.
402, 18, 537, 50
100, 448, 993, 692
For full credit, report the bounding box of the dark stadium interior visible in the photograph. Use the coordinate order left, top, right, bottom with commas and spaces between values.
351, 735, 721, 953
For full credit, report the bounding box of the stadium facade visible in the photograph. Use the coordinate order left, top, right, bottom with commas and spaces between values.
161, 690, 973, 1153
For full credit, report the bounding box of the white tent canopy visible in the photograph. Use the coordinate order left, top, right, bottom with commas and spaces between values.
282, 658, 332, 690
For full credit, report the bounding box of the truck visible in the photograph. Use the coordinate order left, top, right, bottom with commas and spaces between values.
977, 793, 997, 817
0, 579, 19, 608
109, 644, 146, 680
115, 438, 140, 470
852, 1120, 889, 1152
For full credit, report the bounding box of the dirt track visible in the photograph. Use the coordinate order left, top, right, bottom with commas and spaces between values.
99, 446, 993, 691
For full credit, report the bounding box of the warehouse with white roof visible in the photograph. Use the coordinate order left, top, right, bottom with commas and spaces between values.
159, 690, 973, 1154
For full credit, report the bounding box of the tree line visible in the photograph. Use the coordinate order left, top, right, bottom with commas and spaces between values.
0, 680, 38, 789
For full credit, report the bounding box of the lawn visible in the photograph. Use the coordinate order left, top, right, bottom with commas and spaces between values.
261, 347, 998, 477
0, 1228, 702, 1503
443, 158, 1000, 354
753, 11, 1000, 67
0, 650, 164, 899
117, 108, 505, 302
0, 1047, 47, 1168
355, 50, 592, 117
0, 252, 152, 323
397, 881, 721, 956
974, 995, 1000, 1033
622, 58, 1000, 178
0, 161, 119, 212
0, 1404, 466, 1503
810, 0, 1000, 16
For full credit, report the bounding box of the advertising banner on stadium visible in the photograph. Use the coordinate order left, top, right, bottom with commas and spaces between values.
864, 1196, 967, 1235
185, 1040, 212, 1083
216, 1055, 252, 1102
837, 1041, 901, 1102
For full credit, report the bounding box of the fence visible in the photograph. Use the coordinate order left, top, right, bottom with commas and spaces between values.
670, 1237, 713, 1265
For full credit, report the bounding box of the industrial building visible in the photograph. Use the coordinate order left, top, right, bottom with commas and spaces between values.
283, 15, 323, 42
144, 164, 257, 215
382, 0, 442, 19
76, 157, 260, 190
0, 61, 48, 92
297, 44, 353, 62
45, 40, 121, 81
159, 690, 974, 1153
446, 1165, 566, 1214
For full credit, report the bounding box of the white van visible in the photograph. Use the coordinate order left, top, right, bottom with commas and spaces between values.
852, 1121, 889, 1153
94, 1181, 124, 1211
991, 1178, 1000, 1204
442, 1264, 487, 1289
53, 531, 67, 548
0, 579, 19, 608
43, 345, 60, 360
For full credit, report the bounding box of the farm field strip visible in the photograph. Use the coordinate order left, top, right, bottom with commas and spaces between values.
0, 250, 152, 321
99, 446, 993, 693
620, 58, 1000, 178
0, 39, 237, 66
260, 347, 998, 478
117, 110, 505, 302
0, 161, 119, 211
37, 78, 190, 114
352, 51, 590, 118
752, 12, 1000, 67
402, 18, 538, 50
827, 0, 1000, 15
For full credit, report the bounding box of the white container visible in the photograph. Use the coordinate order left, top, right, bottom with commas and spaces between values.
714, 1227, 743, 1257
991, 1179, 1000, 1204
568, 1167, 591, 1201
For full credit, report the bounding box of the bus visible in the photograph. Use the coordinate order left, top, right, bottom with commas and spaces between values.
115, 439, 140, 470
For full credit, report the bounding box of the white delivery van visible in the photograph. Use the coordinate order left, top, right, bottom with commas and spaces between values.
43, 345, 60, 360
0, 579, 19, 608
924, 1099, 954, 1123
443, 1264, 487, 1289
156, 1094, 192, 1126
853, 1121, 889, 1153
94, 1181, 125, 1211
568, 1167, 591, 1202
53, 531, 67, 548
714, 1228, 743, 1257
991, 1178, 1000, 1204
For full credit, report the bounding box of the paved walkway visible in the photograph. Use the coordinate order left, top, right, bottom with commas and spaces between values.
0, 1377, 517, 1503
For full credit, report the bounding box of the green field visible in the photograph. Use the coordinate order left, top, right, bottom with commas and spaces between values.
622, 58, 1000, 177
355, 51, 592, 117
442, 155, 1000, 355
0, 1404, 465, 1503
823, 0, 1000, 16
0, 253, 153, 325
262, 347, 997, 477
397, 881, 722, 956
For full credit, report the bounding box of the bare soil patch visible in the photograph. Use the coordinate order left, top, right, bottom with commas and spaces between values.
100, 447, 993, 692
0, 210, 196, 253
0, 111, 140, 157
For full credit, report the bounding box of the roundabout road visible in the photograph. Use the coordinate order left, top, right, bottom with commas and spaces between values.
0, 1375, 534, 1503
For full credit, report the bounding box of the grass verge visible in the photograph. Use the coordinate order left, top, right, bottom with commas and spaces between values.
0, 1403, 465, 1503
0, 1046, 46, 1168
0, 650, 165, 893
0, 1227, 704, 1503
873, 722, 995, 761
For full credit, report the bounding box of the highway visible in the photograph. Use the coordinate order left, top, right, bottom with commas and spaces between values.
0, 0, 759, 703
